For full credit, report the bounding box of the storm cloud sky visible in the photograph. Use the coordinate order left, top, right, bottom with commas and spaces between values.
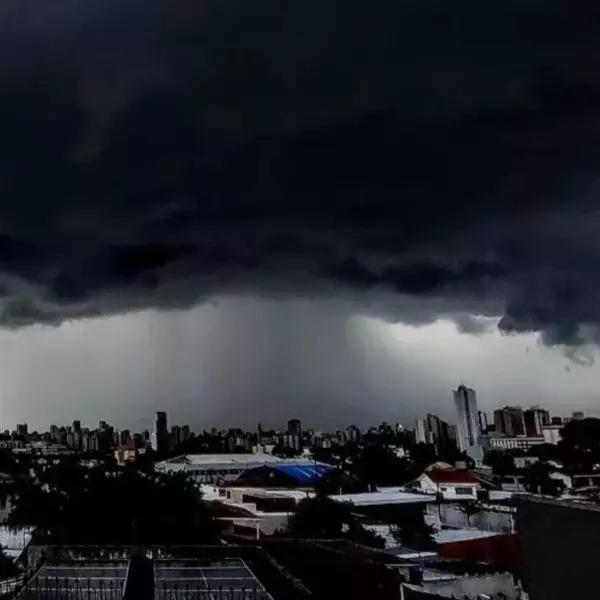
1, 0, 600, 427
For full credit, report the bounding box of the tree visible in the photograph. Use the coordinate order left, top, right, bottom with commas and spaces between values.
0, 547, 19, 579
458, 501, 481, 526
484, 450, 516, 476
9, 468, 222, 544
389, 518, 436, 551
356, 445, 413, 487
523, 463, 565, 497
558, 418, 600, 467
287, 496, 384, 549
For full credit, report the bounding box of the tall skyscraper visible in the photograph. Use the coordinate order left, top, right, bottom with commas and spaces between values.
152, 411, 168, 452
524, 406, 550, 437
453, 384, 480, 452
415, 414, 455, 454
415, 418, 430, 444
287, 419, 302, 435
494, 406, 526, 436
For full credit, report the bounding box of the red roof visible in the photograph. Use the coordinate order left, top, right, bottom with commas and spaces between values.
425, 470, 479, 484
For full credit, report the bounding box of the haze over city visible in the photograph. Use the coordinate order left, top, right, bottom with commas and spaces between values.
1, 299, 599, 431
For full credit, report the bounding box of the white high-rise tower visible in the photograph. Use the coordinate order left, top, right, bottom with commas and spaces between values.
453, 384, 480, 452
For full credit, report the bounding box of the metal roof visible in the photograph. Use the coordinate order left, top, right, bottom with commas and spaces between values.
271, 463, 333, 484
330, 491, 435, 506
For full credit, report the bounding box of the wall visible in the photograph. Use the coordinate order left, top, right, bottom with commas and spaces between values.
517, 498, 600, 600
419, 477, 478, 501
437, 534, 524, 576
419, 572, 520, 599
426, 503, 515, 533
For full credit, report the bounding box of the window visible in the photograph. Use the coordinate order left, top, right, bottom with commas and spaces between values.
455, 487, 473, 495
440, 487, 447, 491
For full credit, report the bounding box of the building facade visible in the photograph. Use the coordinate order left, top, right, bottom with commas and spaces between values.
494, 407, 526, 437
453, 385, 480, 452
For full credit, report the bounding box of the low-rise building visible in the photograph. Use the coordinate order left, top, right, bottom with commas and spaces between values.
155, 453, 325, 483
412, 470, 480, 501
481, 435, 546, 451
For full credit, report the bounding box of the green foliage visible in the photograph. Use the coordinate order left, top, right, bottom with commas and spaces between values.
558, 418, 600, 468
0, 546, 19, 578
9, 465, 221, 545
287, 496, 384, 549
388, 518, 436, 551
484, 450, 516, 475
523, 463, 565, 497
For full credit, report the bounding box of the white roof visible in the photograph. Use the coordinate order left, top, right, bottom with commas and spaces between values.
178, 453, 284, 465
329, 490, 435, 506
435, 528, 502, 544
0, 526, 33, 559
223, 487, 313, 501
157, 453, 285, 471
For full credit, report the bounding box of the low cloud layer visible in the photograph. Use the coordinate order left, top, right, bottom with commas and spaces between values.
1, 0, 600, 347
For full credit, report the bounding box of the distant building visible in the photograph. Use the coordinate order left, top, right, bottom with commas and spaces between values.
480, 435, 545, 451
16, 424, 28, 437
542, 424, 563, 445
72, 420, 81, 433
494, 407, 526, 437
572, 411, 585, 420
453, 385, 480, 452
478, 410, 489, 433
155, 453, 322, 484
152, 411, 168, 453
415, 419, 430, 444
181, 425, 190, 442
524, 406, 550, 437
415, 414, 456, 454
287, 419, 302, 436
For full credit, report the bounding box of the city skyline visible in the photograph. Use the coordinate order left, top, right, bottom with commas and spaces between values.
0, 394, 591, 439
1, 304, 600, 431
0, 1, 600, 432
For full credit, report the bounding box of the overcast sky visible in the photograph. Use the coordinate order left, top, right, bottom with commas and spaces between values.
1, 0, 600, 430
0, 298, 598, 432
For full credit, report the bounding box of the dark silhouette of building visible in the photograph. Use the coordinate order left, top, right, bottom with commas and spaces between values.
517, 496, 600, 600
523, 407, 550, 437
494, 407, 526, 436
152, 411, 168, 453
288, 419, 302, 435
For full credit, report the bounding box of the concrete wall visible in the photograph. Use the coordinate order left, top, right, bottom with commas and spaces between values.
419, 572, 519, 599
419, 477, 478, 501
517, 498, 600, 600
426, 503, 515, 533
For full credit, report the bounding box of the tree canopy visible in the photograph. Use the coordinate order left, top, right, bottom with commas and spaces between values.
9, 464, 221, 545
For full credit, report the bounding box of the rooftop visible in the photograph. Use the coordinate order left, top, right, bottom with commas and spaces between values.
424, 470, 479, 485
159, 453, 286, 467
330, 491, 435, 506
434, 529, 503, 544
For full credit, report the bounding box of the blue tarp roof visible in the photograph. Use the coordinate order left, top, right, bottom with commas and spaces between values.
240, 462, 334, 485
271, 463, 333, 484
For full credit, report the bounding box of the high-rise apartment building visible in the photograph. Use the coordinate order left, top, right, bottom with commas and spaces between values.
524, 406, 550, 437
287, 419, 302, 436
453, 385, 480, 451
494, 406, 526, 436
415, 413, 455, 454
152, 411, 168, 452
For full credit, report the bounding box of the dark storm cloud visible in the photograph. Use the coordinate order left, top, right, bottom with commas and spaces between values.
1, 0, 600, 346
